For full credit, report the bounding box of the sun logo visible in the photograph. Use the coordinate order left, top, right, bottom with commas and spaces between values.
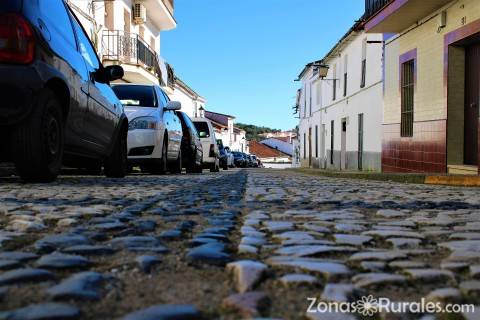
356, 295, 379, 317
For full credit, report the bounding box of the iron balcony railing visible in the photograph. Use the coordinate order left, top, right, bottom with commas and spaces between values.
365, 0, 393, 20
102, 30, 162, 82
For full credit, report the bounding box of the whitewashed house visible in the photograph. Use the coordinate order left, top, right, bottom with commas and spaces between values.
68, 0, 176, 92
169, 77, 206, 118
296, 21, 383, 171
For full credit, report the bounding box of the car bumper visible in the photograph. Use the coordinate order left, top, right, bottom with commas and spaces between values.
127, 129, 162, 161
0, 64, 42, 125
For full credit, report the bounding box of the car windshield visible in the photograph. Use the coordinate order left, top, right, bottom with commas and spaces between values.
193, 122, 210, 138
112, 85, 157, 108
232, 152, 243, 158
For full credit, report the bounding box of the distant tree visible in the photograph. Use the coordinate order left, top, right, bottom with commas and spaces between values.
236, 123, 281, 141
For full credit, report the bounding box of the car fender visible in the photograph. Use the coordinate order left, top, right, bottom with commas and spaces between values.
106, 113, 128, 157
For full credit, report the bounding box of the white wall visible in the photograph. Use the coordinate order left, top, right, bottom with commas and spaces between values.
169, 87, 205, 119
261, 138, 293, 156
298, 31, 383, 171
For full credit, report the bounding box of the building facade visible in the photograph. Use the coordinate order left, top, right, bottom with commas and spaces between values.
297, 25, 383, 171
68, 0, 176, 91
365, 0, 480, 175
170, 77, 206, 118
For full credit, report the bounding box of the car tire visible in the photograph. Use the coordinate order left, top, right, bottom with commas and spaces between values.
150, 137, 168, 175
104, 128, 127, 178
12, 89, 64, 182
169, 148, 182, 174
185, 147, 196, 174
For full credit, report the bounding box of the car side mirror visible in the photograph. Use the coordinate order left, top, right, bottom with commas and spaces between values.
165, 101, 181, 111
95, 65, 124, 83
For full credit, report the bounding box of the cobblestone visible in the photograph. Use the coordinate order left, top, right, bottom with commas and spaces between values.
1, 169, 480, 318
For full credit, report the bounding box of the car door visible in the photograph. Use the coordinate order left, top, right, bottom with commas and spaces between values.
70, 13, 119, 154
171, 112, 183, 157
37, 0, 89, 151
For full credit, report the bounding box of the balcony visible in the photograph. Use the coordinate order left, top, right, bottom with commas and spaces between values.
102, 30, 162, 85
143, 0, 176, 31
364, 0, 452, 33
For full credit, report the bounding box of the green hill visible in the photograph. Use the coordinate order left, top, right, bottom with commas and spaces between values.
236, 123, 281, 141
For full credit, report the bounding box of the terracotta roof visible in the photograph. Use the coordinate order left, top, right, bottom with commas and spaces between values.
204, 111, 235, 127
249, 141, 290, 159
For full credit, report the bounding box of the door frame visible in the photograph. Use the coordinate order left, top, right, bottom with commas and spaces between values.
444, 19, 480, 174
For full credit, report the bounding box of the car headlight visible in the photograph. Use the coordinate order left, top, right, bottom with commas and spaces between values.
128, 116, 157, 131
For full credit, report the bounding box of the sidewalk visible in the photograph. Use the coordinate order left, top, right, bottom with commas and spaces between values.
289, 168, 480, 187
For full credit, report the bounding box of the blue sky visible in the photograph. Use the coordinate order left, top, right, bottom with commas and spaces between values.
162, 0, 364, 130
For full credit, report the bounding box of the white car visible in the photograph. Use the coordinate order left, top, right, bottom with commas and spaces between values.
192, 118, 220, 172
112, 84, 183, 174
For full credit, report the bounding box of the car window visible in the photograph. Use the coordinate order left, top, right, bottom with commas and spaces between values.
181, 114, 199, 136
70, 13, 100, 70
0, 0, 21, 11
157, 88, 169, 108
193, 121, 210, 138
39, 0, 76, 49
112, 85, 157, 108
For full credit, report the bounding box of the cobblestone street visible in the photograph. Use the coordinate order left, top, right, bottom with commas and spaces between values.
1, 169, 480, 319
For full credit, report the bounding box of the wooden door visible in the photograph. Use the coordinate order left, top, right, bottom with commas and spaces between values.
341, 120, 347, 170
465, 43, 480, 165
308, 127, 312, 167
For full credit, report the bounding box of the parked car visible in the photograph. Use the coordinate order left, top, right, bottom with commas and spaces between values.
224, 147, 236, 168
177, 111, 203, 173
217, 140, 234, 170
0, 0, 128, 182
246, 154, 255, 167
192, 118, 220, 172
111, 84, 183, 174
232, 151, 247, 168
251, 155, 259, 168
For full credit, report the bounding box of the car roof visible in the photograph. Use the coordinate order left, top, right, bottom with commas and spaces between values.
192, 117, 212, 123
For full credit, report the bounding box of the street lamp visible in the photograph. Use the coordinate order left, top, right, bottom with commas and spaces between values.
312, 64, 338, 81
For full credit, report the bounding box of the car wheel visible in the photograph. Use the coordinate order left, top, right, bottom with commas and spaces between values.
104, 128, 127, 178
194, 161, 203, 173
150, 137, 168, 175
186, 147, 196, 174
12, 89, 64, 182
169, 147, 182, 174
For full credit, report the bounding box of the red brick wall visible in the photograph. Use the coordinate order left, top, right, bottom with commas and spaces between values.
382, 120, 447, 173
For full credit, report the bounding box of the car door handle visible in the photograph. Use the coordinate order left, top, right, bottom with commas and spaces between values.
471, 103, 477, 108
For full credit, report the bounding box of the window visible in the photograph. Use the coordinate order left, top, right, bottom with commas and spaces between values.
40, 0, 76, 49
112, 85, 157, 108
358, 114, 364, 170
309, 83, 312, 116
330, 121, 334, 165
343, 55, 348, 97
360, 59, 367, 88
70, 13, 100, 70
193, 121, 211, 138
401, 60, 415, 137
105, 1, 114, 30
333, 79, 337, 101
315, 125, 319, 158
303, 133, 306, 159
361, 39, 367, 88
157, 88, 170, 108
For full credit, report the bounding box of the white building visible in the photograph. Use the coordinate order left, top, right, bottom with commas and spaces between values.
296, 21, 383, 171
260, 138, 293, 157
169, 77, 206, 118
68, 0, 176, 91
202, 111, 248, 153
